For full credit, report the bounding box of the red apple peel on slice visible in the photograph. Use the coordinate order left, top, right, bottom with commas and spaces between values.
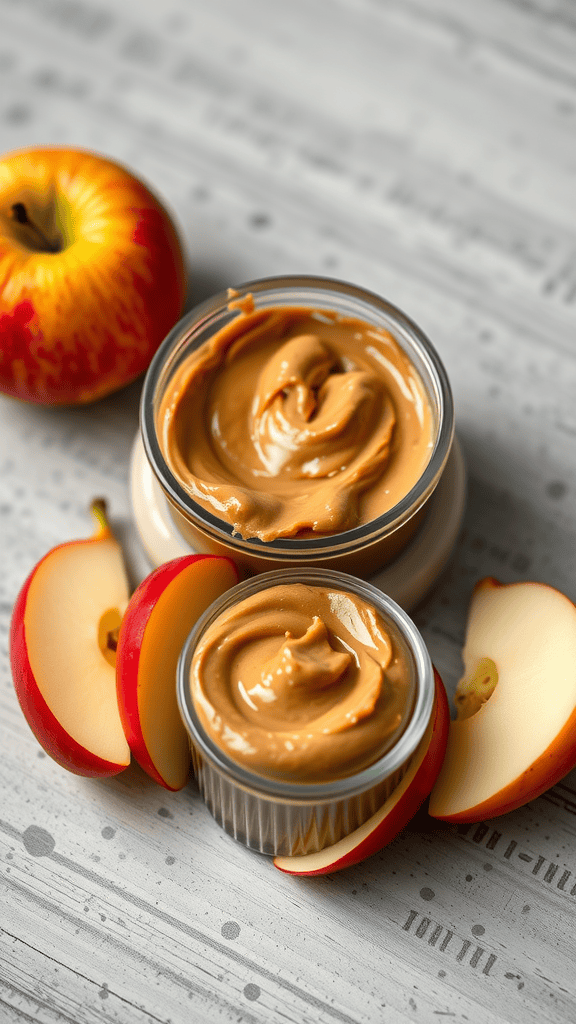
115, 554, 240, 791
274, 670, 449, 876
429, 577, 576, 823
10, 499, 131, 777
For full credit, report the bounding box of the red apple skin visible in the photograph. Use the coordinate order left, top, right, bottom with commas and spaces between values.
430, 577, 576, 824
274, 670, 449, 876
116, 554, 240, 790
10, 518, 130, 777
0, 146, 186, 405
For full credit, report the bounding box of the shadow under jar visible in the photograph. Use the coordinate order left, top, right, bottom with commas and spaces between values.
177, 568, 436, 857
141, 276, 454, 577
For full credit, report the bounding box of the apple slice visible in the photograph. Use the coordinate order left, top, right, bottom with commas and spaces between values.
429, 578, 576, 823
115, 554, 239, 791
274, 670, 449, 876
10, 500, 131, 776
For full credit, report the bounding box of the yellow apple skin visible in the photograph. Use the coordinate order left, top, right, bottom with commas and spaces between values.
274, 670, 449, 876
0, 146, 186, 405
116, 555, 240, 790
10, 501, 131, 776
429, 578, 576, 823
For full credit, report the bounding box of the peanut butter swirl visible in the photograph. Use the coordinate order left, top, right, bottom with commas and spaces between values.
189, 583, 415, 783
158, 303, 432, 540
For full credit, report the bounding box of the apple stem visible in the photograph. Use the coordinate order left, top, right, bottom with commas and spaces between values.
90, 498, 112, 538
11, 202, 61, 253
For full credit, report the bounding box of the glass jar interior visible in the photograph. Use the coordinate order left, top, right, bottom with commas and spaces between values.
141, 276, 454, 570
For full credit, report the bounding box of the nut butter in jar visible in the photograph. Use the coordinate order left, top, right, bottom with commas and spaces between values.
140, 276, 455, 578
177, 568, 436, 857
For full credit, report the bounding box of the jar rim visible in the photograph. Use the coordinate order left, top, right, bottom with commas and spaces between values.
176, 567, 436, 803
140, 274, 455, 558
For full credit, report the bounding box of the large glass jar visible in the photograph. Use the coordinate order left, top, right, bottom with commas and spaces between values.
140, 275, 455, 578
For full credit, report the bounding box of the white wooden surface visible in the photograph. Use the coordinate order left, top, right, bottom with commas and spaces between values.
2, 1, 576, 1021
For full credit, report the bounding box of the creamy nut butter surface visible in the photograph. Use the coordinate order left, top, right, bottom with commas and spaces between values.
158, 300, 433, 541
189, 583, 415, 784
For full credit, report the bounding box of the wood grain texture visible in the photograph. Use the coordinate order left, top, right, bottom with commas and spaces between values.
1, 0, 576, 1020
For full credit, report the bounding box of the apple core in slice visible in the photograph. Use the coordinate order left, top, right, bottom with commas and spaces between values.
98, 607, 123, 668
454, 657, 498, 720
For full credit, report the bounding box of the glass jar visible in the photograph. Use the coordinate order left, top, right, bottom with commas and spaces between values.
140, 275, 454, 578
177, 568, 436, 857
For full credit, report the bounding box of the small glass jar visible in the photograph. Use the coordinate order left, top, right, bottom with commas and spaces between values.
140, 275, 454, 578
177, 568, 436, 857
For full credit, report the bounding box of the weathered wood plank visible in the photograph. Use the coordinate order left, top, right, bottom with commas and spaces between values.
1, 0, 576, 1021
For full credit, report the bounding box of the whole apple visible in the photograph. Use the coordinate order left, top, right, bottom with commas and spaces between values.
0, 146, 186, 405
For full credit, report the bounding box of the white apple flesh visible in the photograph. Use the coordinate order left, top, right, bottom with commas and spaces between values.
115, 554, 240, 791
10, 501, 131, 775
429, 578, 576, 822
